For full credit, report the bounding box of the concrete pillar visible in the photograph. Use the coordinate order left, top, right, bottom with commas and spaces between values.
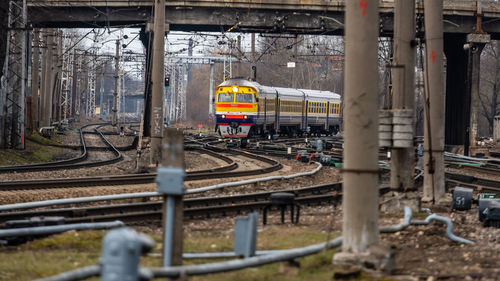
494, 115, 500, 143
423, 0, 445, 202
40, 30, 53, 127
390, 0, 416, 191
465, 33, 490, 156
150, 0, 165, 166
444, 34, 467, 146
31, 29, 40, 131
339, 0, 380, 254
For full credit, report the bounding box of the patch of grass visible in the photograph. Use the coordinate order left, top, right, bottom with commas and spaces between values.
0, 132, 65, 165
0, 227, 395, 281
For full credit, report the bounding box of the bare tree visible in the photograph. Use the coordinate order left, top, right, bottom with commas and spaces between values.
479, 41, 500, 136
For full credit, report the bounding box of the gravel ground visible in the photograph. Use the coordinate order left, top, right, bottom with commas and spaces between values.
1, 129, 499, 280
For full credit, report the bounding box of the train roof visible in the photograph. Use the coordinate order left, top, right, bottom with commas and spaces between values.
218, 79, 341, 100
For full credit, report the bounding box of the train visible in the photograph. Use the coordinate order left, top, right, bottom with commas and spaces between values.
214, 78, 342, 139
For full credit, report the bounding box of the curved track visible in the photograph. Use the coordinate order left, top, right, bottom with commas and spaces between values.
0, 147, 281, 191
0, 124, 123, 172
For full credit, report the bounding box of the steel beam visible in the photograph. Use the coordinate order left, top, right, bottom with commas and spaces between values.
25, 1, 500, 38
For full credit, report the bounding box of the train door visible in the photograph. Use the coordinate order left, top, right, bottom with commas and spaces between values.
326, 102, 330, 131
300, 90, 306, 132
263, 97, 267, 134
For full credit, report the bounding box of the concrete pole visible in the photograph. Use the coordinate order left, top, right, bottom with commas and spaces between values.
465, 33, 489, 156
390, 0, 416, 191
339, 0, 380, 254
150, 0, 165, 166
39, 30, 47, 127
161, 127, 184, 267
112, 40, 119, 126
40, 30, 53, 127
292, 35, 298, 88
100, 71, 104, 118
55, 31, 63, 122
208, 62, 214, 119
71, 50, 77, 118
423, 0, 445, 202
31, 29, 40, 131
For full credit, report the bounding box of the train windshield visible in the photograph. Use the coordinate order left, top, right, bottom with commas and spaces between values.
235, 93, 255, 103
217, 92, 234, 102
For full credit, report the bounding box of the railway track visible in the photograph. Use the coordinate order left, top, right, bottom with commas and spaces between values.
445, 172, 500, 194
0, 123, 123, 173
0, 147, 281, 191
0, 182, 390, 225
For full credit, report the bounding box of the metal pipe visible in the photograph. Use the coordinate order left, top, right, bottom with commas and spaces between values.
0, 192, 161, 212
151, 237, 344, 278
0, 221, 124, 238
341, 0, 380, 253
411, 214, 474, 244
0, 163, 322, 212
35, 207, 473, 281
379, 206, 412, 233
163, 196, 175, 266
423, 0, 445, 201
149, 250, 289, 259
34, 266, 100, 281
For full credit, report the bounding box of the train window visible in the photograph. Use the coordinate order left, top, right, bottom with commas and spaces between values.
218, 92, 234, 102
235, 93, 255, 103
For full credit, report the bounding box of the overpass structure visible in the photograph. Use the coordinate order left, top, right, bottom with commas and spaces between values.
27, 0, 500, 37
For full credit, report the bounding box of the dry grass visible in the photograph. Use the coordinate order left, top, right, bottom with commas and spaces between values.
0, 226, 399, 281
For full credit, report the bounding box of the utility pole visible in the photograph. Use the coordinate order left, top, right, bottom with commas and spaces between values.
335, 0, 380, 257
31, 29, 40, 131
208, 62, 215, 120
150, 0, 166, 166
71, 51, 79, 118
112, 40, 119, 126
41, 30, 53, 127
423, 0, 445, 202
1, 0, 27, 148
465, 2, 490, 156
99, 69, 104, 119
55, 31, 63, 123
390, 0, 416, 191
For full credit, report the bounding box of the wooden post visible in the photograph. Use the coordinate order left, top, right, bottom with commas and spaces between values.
161, 127, 184, 267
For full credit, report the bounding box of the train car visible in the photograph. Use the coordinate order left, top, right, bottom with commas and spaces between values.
214, 78, 342, 138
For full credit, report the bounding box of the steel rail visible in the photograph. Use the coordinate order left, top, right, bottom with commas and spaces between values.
0, 123, 124, 172
0, 183, 390, 225
0, 182, 343, 223
0, 149, 279, 190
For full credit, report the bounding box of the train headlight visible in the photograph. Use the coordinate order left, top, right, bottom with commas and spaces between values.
244, 115, 248, 119
232, 86, 238, 92
222, 114, 226, 119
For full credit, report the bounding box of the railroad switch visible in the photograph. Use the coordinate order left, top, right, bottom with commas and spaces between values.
262, 192, 300, 225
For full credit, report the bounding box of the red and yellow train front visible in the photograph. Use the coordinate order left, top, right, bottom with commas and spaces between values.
215, 85, 258, 138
